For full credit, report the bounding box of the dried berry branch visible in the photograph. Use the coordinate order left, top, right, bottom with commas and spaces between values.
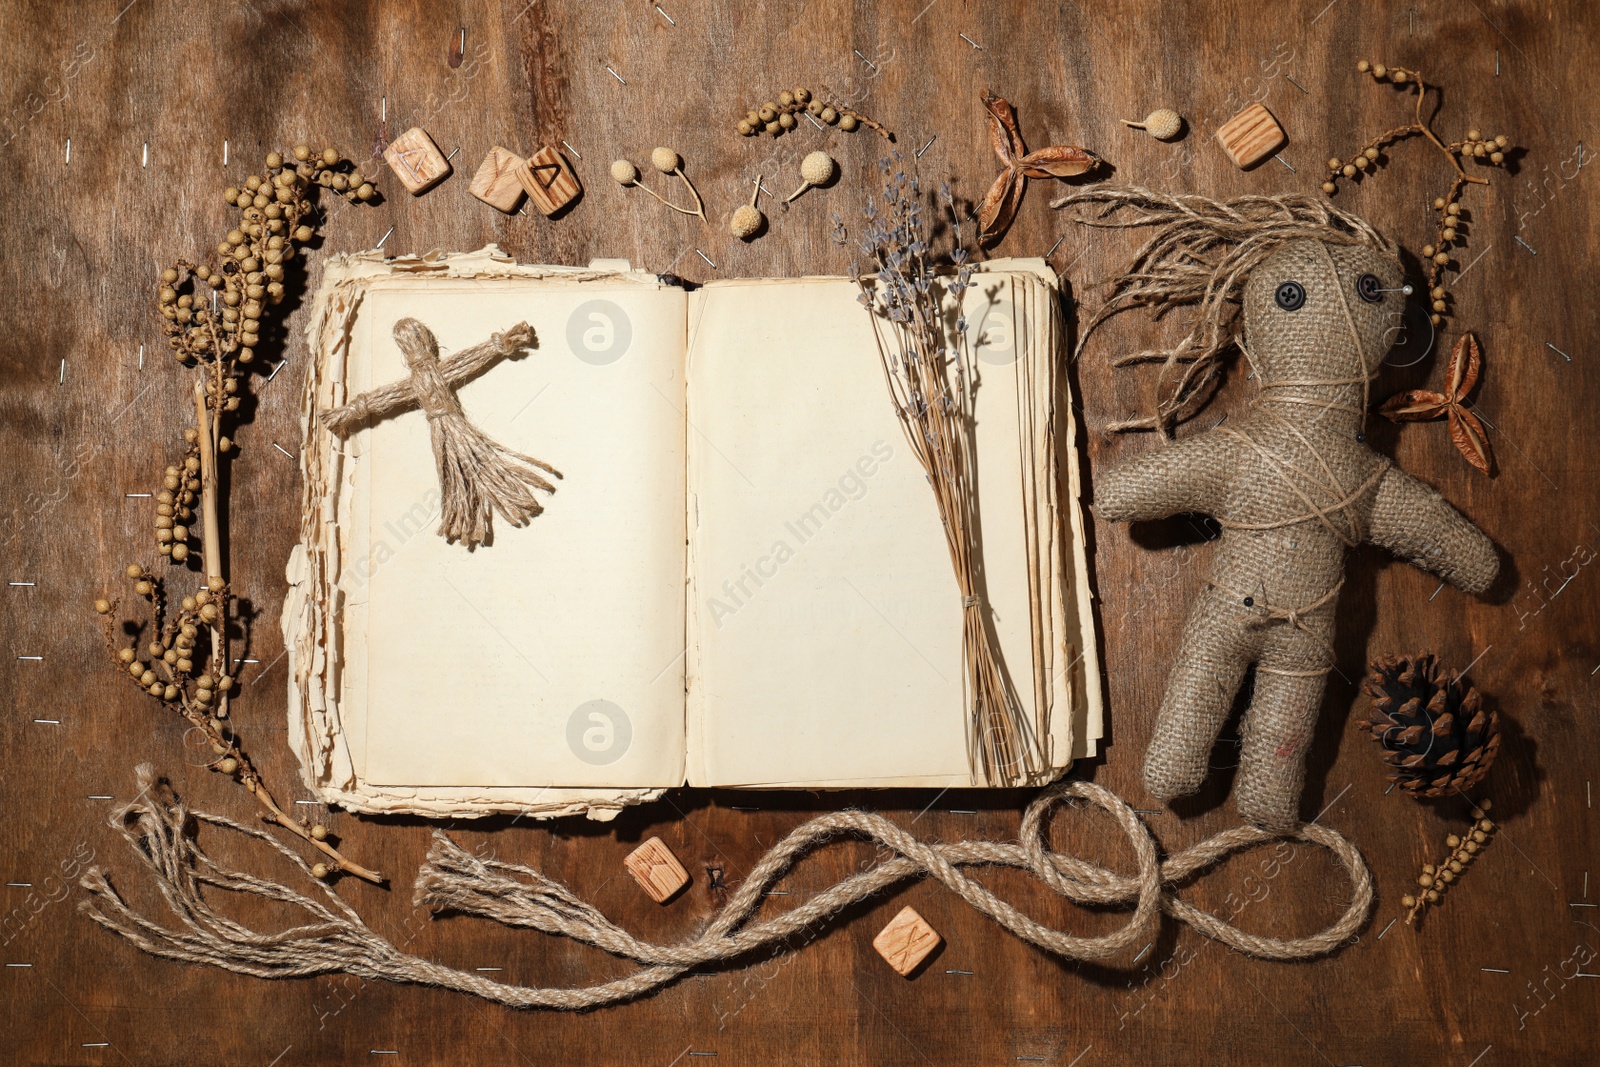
93, 145, 384, 886
1400, 800, 1496, 925
1321, 60, 1516, 328
735, 85, 890, 139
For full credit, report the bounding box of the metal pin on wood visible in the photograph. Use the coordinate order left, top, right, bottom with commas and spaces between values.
853, 49, 877, 71
59, 359, 65, 384
268, 359, 287, 381
376, 225, 395, 250
1481, 967, 1510, 973
655, 4, 676, 24
33, 719, 60, 724
945, 968, 974, 975
19, 655, 42, 662
1046, 235, 1065, 259
1287, 76, 1309, 94
272, 442, 295, 459
1429, 581, 1446, 601
65, 138, 70, 164
562, 140, 581, 159
381, 96, 387, 122
446, 146, 460, 163
917, 135, 936, 159
1546, 342, 1572, 363
959, 32, 983, 49
142, 142, 148, 167
1513, 235, 1538, 255
7, 582, 35, 587
1495, 50, 1500, 76
694, 248, 717, 269
803, 110, 825, 130
1376, 917, 1398, 939
605, 65, 626, 85
1275, 153, 1295, 172
87, 795, 113, 800
223, 139, 228, 166
126, 493, 151, 499
138, 343, 144, 369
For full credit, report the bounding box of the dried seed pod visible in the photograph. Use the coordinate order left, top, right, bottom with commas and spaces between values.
1122, 108, 1184, 141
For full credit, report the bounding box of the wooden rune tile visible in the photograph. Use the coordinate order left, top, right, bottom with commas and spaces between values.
469, 145, 527, 213
1215, 103, 1286, 169
623, 836, 690, 904
516, 145, 583, 216
872, 905, 941, 976
383, 126, 452, 195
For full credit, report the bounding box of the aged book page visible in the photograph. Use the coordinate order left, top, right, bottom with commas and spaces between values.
682, 261, 1100, 787
284, 249, 688, 817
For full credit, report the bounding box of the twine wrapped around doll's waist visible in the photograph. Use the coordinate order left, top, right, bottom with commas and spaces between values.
1207, 577, 1343, 672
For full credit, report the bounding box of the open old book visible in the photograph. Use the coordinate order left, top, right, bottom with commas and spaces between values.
284, 247, 1102, 819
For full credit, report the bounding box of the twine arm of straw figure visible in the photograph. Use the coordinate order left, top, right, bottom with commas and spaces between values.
320, 322, 538, 438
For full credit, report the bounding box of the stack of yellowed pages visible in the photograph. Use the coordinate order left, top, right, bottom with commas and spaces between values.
284, 247, 1101, 819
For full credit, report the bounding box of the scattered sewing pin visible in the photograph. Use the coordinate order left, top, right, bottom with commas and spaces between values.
605, 64, 626, 85
959, 32, 983, 49
917, 135, 937, 158
853, 48, 877, 71
561, 139, 581, 160
271, 442, 294, 460
1546, 342, 1572, 363
654, 4, 675, 24
1513, 235, 1538, 255
1287, 76, 1309, 94
1275, 153, 1296, 172
694, 248, 717, 269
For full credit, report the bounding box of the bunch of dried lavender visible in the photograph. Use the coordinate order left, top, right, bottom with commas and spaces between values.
841, 153, 1046, 785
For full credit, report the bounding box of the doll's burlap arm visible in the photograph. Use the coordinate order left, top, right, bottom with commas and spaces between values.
1093, 431, 1234, 523
1368, 466, 1498, 595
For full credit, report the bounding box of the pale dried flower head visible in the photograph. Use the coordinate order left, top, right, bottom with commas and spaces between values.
650, 147, 681, 174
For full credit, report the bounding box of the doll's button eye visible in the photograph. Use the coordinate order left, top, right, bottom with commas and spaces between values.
1274, 281, 1305, 311
1356, 273, 1384, 303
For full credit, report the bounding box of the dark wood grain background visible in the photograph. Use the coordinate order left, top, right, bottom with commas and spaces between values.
2, 1, 1596, 1063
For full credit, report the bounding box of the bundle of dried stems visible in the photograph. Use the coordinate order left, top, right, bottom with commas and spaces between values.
843, 154, 1047, 785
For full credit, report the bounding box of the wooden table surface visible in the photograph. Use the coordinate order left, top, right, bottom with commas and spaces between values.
3, 1, 1596, 1063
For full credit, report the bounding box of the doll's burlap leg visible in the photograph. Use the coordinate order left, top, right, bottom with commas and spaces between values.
1144, 587, 1255, 802
1234, 626, 1335, 832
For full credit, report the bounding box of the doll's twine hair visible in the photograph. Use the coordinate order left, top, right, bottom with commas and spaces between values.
1051, 185, 1398, 437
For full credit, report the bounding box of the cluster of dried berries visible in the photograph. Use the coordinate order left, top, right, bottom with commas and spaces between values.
95, 147, 383, 885
735, 86, 889, 139
977, 90, 1100, 247
1400, 800, 1496, 925
1321, 61, 1517, 327
1379, 333, 1493, 475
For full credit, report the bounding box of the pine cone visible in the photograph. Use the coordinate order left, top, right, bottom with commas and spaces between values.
1357, 653, 1500, 797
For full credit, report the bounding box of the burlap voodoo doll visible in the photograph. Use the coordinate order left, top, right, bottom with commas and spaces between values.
1054, 186, 1499, 831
